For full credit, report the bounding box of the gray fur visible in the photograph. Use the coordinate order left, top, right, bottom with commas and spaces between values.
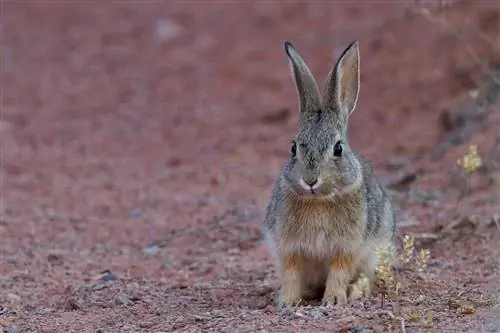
262, 41, 396, 308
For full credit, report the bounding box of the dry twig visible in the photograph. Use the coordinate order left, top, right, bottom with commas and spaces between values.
379, 309, 407, 333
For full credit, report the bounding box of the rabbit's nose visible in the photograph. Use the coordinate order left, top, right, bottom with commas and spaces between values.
304, 178, 317, 187
300, 177, 321, 190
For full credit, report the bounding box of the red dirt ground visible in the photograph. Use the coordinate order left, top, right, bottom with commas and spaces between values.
1, 1, 499, 332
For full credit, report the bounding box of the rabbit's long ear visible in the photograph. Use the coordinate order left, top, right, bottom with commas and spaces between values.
284, 41, 321, 112
322, 41, 360, 118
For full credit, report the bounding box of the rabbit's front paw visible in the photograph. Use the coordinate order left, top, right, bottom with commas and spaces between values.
277, 293, 302, 309
321, 287, 347, 307
276, 254, 304, 308
347, 274, 372, 303
322, 252, 354, 307
277, 280, 302, 309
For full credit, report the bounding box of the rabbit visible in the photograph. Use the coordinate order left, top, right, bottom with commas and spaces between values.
262, 40, 396, 308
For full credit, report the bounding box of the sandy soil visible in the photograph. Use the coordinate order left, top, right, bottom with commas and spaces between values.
1, 1, 499, 332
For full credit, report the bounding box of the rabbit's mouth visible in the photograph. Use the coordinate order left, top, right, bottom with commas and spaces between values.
291, 180, 334, 199
291, 177, 361, 199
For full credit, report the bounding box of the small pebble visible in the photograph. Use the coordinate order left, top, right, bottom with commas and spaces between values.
64, 298, 81, 311
129, 207, 142, 219
142, 244, 161, 255
47, 253, 63, 265
38, 307, 54, 315
24, 302, 36, 311
310, 309, 324, 319
6, 293, 21, 303
279, 308, 294, 317
115, 294, 131, 306
353, 324, 365, 333
3, 325, 18, 333
98, 270, 118, 282
92, 284, 108, 291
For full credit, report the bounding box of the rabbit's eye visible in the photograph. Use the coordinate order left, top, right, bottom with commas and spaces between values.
333, 141, 343, 157
291, 140, 297, 157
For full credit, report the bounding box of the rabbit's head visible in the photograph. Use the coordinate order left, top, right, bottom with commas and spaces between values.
282, 41, 363, 199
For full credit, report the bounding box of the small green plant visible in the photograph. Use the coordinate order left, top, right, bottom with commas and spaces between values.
400, 234, 415, 264
457, 144, 483, 174
414, 248, 431, 272
375, 234, 431, 305
375, 243, 398, 306
454, 144, 485, 199
425, 311, 435, 328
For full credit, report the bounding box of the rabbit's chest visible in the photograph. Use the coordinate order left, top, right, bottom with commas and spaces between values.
280, 209, 364, 258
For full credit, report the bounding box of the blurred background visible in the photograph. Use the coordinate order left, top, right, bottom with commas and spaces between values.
1, 1, 499, 332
